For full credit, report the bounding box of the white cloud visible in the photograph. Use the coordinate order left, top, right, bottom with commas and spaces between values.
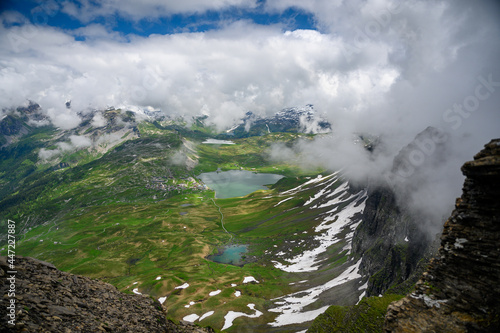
91, 112, 107, 127
46, 108, 81, 130
56, 141, 73, 151
60, 0, 258, 22
1, 1, 499, 212
37, 134, 92, 161
38, 148, 61, 161
0, 2, 497, 136
72, 24, 126, 42
69, 135, 92, 148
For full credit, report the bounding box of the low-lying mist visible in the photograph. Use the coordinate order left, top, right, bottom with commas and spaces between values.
267, 125, 493, 235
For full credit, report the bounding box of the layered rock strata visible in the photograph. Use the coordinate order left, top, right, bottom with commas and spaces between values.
384, 139, 500, 332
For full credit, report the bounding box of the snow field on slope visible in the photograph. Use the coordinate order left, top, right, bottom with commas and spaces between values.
272, 181, 367, 272
268, 259, 363, 327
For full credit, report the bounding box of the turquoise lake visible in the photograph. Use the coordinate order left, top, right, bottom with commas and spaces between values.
207, 245, 248, 266
198, 170, 284, 199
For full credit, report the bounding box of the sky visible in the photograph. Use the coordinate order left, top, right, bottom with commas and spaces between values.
1, 0, 500, 228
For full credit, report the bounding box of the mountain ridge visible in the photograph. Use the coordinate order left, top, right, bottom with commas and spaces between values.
384, 138, 500, 332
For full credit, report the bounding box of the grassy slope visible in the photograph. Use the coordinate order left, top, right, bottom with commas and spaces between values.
1, 122, 375, 332
0, 125, 57, 200
307, 294, 404, 333
0, 123, 333, 331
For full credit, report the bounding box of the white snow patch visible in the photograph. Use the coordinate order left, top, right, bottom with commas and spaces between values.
175, 283, 190, 289
273, 190, 367, 272
243, 276, 259, 284
183, 314, 200, 322
199, 311, 215, 321
280, 173, 337, 196
274, 196, 294, 207
222, 304, 263, 330
226, 123, 240, 133
303, 176, 340, 206
404, 236, 409, 242
358, 281, 368, 291
156, 276, 162, 280
411, 293, 447, 308
234, 290, 241, 297
132, 288, 142, 295
231, 283, 237, 287
454, 238, 468, 249
357, 291, 366, 304
158, 296, 167, 304
312, 182, 349, 208
132, 282, 138, 285
289, 280, 308, 285
209, 290, 222, 296
202, 139, 235, 145
270, 306, 330, 327
268, 259, 363, 327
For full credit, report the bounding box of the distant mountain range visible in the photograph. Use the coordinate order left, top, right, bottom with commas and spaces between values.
222, 105, 331, 138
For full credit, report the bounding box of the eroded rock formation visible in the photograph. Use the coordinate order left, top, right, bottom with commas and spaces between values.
384, 139, 500, 332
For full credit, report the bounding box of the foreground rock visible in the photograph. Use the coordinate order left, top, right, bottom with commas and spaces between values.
384, 139, 500, 332
0, 256, 213, 333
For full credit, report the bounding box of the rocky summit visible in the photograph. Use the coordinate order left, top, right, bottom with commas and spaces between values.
0, 256, 214, 333
384, 139, 500, 332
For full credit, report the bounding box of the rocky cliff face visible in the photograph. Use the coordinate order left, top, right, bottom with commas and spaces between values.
352, 128, 449, 297
0, 115, 30, 147
384, 139, 500, 332
352, 186, 437, 296
0, 256, 213, 333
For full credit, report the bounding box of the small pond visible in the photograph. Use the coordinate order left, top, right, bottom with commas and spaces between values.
207, 244, 248, 266
198, 170, 284, 199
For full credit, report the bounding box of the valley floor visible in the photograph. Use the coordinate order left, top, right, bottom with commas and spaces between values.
3, 130, 370, 332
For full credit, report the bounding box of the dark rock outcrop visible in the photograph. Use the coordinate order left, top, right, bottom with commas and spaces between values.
352, 186, 437, 296
0, 115, 25, 137
384, 139, 500, 332
0, 256, 213, 333
0, 115, 30, 147
352, 128, 450, 297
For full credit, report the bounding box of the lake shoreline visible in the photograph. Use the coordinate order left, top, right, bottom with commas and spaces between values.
206, 243, 254, 267
198, 169, 284, 199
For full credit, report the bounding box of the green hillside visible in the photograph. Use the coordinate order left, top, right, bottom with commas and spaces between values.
2, 115, 364, 332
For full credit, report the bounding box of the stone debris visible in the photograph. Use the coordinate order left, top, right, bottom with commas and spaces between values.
0, 256, 214, 333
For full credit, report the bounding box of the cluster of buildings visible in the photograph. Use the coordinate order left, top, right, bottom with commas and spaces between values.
145, 176, 208, 193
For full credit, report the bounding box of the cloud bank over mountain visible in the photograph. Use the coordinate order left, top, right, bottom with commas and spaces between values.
1, 0, 499, 221
1, 1, 498, 137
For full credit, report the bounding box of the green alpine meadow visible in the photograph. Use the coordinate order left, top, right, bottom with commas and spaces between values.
1, 1, 499, 331
2, 109, 374, 332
